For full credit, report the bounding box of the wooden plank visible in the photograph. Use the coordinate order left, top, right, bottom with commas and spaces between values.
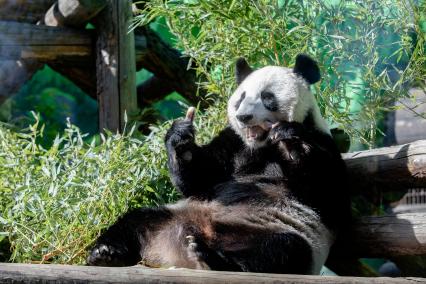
0, 0, 55, 23
95, 0, 137, 132
0, 263, 424, 284
343, 140, 426, 194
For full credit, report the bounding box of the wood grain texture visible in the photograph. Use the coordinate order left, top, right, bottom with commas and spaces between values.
0, 263, 424, 284
117, 0, 138, 129
0, 21, 92, 63
343, 140, 426, 193
96, 0, 137, 132
351, 213, 426, 257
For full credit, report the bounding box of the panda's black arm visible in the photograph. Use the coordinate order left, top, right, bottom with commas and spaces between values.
270, 121, 351, 230
165, 122, 243, 198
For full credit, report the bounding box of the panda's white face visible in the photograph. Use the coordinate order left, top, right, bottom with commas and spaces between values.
228, 56, 329, 148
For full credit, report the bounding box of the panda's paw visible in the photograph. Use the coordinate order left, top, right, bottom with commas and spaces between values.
87, 243, 127, 266
165, 119, 195, 150
268, 121, 304, 143
269, 122, 312, 161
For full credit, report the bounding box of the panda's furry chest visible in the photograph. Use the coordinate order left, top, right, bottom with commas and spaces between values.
232, 145, 284, 178
210, 146, 291, 205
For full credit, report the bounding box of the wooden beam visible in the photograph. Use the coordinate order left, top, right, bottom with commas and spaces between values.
0, 21, 92, 64
0, 263, 423, 283
49, 64, 97, 97
95, 0, 137, 132
0, 0, 55, 23
135, 27, 210, 108
137, 76, 175, 107
343, 140, 426, 194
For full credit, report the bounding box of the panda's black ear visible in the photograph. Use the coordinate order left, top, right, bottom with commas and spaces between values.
293, 54, 321, 84
235, 57, 253, 85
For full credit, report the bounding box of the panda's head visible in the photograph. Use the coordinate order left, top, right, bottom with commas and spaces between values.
228, 54, 330, 148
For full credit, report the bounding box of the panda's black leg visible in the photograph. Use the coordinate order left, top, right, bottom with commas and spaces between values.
214, 228, 313, 273
87, 239, 139, 267
238, 232, 313, 274
87, 207, 172, 267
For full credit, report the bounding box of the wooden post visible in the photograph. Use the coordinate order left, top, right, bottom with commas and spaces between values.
96, 0, 137, 132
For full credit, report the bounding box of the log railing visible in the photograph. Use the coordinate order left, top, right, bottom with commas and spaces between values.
0, 263, 424, 284
343, 140, 426, 193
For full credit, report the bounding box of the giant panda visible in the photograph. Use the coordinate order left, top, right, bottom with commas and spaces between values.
87, 54, 350, 275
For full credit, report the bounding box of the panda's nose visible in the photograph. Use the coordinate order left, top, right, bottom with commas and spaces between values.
236, 114, 253, 123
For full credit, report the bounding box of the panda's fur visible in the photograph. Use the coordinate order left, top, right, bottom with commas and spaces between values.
87, 54, 350, 275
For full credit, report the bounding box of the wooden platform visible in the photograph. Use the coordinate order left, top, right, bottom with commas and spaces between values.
0, 263, 425, 284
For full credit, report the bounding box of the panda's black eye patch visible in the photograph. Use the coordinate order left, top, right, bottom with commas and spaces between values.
261, 91, 278, 111
235, 91, 246, 110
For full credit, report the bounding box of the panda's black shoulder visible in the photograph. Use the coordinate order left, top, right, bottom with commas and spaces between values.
204, 125, 245, 153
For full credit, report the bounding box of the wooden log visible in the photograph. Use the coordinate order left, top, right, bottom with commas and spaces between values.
0, 21, 92, 64
0, 263, 424, 284
343, 140, 426, 194
43, 0, 106, 28
324, 212, 426, 277
135, 27, 210, 108
49, 64, 97, 97
349, 213, 426, 258
137, 75, 175, 106
96, 0, 137, 132
0, 0, 55, 23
